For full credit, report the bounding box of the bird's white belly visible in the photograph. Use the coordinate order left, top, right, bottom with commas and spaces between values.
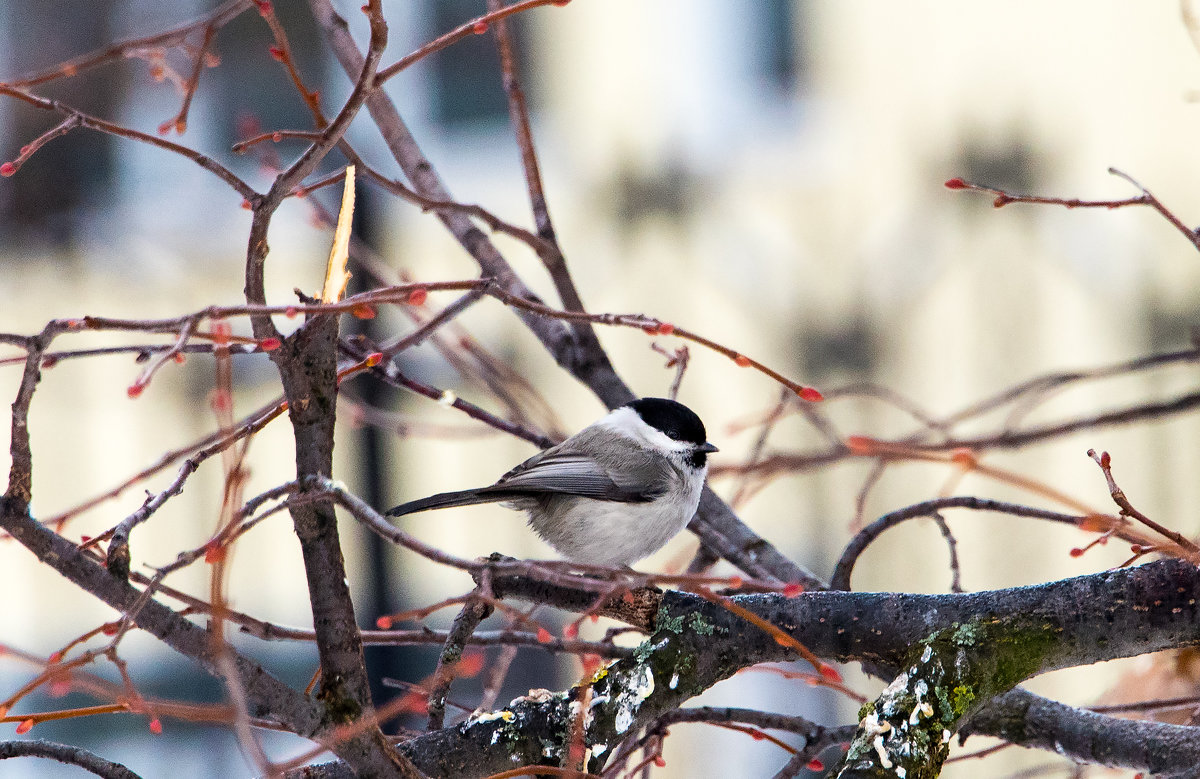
528, 487, 699, 567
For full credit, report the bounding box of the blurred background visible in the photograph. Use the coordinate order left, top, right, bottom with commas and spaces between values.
4, 0, 1200, 776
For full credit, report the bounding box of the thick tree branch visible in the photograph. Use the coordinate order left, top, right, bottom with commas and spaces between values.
0, 739, 143, 779
376, 559, 1200, 776
425, 596, 493, 731
836, 616, 1046, 777
966, 688, 1200, 775
215, 4, 421, 774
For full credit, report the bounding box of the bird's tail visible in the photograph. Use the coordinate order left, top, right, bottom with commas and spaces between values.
385, 489, 511, 517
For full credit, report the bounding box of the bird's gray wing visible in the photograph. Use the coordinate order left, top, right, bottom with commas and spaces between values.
387, 436, 676, 516
486, 448, 671, 503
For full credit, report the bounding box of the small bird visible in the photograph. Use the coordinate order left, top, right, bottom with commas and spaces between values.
386, 397, 717, 567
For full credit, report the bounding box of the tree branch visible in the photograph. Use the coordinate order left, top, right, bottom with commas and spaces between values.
966, 688, 1200, 775
378, 558, 1200, 776
0, 739, 143, 779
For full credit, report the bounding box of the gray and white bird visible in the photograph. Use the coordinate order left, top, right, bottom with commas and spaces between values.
385, 397, 717, 567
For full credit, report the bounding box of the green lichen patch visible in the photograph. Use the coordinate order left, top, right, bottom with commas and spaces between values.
836, 614, 1062, 777
687, 611, 717, 636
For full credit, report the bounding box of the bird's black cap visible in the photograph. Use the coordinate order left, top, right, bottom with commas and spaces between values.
626, 397, 710, 447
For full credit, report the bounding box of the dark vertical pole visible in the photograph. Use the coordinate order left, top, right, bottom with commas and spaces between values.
347, 185, 406, 711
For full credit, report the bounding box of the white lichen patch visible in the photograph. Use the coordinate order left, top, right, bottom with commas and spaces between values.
858, 710, 898, 768
669, 672, 679, 690
907, 700, 935, 726
872, 734, 892, 768
860, 712, 891, 736
908, 679, 932, 725
613, 665, 656, 734
614, 707, 634, 735
881, 675, 908, 698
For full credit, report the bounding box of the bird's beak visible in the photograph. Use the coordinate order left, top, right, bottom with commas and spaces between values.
699, 442, 719, 454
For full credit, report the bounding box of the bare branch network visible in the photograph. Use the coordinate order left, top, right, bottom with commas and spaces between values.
2, 2, 1200, 778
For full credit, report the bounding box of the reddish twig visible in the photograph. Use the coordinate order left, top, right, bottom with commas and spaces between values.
0, 85, 256, 200
650, 342, 690, 400
254, 1, 325, 124
0, 114, 81, 177
125, 318, 200, 399
157, 22, 218, 135
50, 396, 287, 530
1, 0, 251, 89
378, 0, 570, 83
717, 384, 1200, 481
231, 129, 323, 155
1088, 449, 1200, 556
341, 336, 557, 449
484, 768, 600, 779
481, 287, 823, 402
729, 388, 792, 510
689, 586, 835, 681
0, 340, 262, 368
945, 167, 1200, 252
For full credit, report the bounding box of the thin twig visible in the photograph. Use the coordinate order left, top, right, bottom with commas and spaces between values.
340, 336, 557, 448
1088, 449, 1200, 555
0, 85, 255, 200
60, 397, 286, 533
930, 512, 963, 593
3, 0, 249, 88
378, 0, 568, 83
945, 167, 1200, 251
830, 496, 1141, 591
159, 22, 218, 135
0, 114, 81, 176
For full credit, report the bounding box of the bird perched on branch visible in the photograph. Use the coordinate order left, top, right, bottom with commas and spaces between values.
386, 397, 717, 567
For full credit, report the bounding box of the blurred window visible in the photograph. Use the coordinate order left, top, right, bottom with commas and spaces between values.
427, 0, 529, 127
